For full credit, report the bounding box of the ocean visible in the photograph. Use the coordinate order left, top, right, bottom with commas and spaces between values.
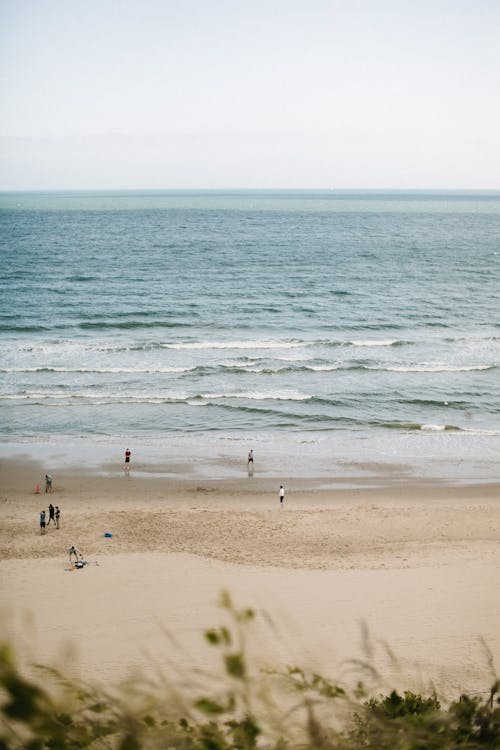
1, 190, 499, 483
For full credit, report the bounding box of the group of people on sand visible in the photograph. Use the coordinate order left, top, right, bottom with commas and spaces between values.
39, 503, 60, 534
37, 473, 85, 568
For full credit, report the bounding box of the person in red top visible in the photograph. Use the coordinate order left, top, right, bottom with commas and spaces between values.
124, 448, 131, 472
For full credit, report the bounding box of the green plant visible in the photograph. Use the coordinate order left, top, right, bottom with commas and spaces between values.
0, 594, 498, 749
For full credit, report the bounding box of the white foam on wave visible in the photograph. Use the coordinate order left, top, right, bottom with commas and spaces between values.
219, 359, 261, 367
418, 425, 500, 436
161, 340, 303, 350
0, 366, 194, 374
0, 391, 189, 403
386, 364, 492, 373
11, 341, 116, 355
1, 388, 311, 404
350, 339, 398, 347
307, 364, 343, 371
200, 390, 311, 401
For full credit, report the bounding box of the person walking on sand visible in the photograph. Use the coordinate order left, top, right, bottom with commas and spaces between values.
124, 448, 131, 472
47, 503, 56, 527
55, 506, 60, 529
40, 510, 46, 534
45, 474, 52, 493
279, 484, 285, 506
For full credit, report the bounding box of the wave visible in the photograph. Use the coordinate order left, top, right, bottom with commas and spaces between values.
2, 336, 412, 354
363, 420, 498, 434
0, 392, 190, 404
420, 423, 457, 431
444, 336, 500, 344
78, 320, 195, 330
0, 366, 195, 374
400, 398, 471, 409
327, 323, 406, 331
10, 341, 203, 354
1, 361, 495, 376
7, 334, 496, 359
0, 362, 389, 377
349, 339, 402, 347
197, 390, 311, 401
0, 324, 52, 333
0, 321, 196, 333
0, 363, 346, 377
364, 420, 463, 432
309, 338, 410, 349
3, 390, 499, 436
384, 364, 495, 373
160, 339, 304, 350
0, 389, 311, 404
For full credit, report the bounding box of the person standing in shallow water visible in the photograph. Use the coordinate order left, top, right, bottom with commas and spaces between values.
279, 485, 285, 506
124, 448, 131, 472
247, 449, 254, 475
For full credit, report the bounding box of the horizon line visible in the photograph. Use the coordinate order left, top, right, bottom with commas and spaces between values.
1, 187, 500, 194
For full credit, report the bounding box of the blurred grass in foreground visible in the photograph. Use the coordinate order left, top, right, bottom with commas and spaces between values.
0, 591, 498, 749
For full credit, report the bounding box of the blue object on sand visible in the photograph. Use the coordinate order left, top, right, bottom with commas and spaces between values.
104, 532, 113, 538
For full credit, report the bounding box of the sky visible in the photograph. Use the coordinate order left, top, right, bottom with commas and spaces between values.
0, 0, 499, 190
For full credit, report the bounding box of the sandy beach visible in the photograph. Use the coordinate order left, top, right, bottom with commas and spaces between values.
1, 454, 499, 702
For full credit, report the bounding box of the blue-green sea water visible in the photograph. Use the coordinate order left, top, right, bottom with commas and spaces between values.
1, 190, 499, 481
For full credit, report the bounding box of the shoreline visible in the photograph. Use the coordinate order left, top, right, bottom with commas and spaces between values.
2, 429, 500, 488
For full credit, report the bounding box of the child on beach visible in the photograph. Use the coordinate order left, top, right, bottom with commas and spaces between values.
40, 510, 46, 534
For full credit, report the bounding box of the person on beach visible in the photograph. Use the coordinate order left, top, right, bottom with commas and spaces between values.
279, 485, 285, 506
247, 449, 254, 475
47, 503, 56, 526
45, 474, 52, 493
40, 510, 46, 534
124, 448, 131, 472
55, 506, 60, 529
68, 545, 81, 565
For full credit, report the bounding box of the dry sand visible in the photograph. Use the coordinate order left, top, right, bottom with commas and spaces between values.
0, 457, 499, 700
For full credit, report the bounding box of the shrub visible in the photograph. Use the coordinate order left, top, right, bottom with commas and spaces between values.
0, 592, 498, 749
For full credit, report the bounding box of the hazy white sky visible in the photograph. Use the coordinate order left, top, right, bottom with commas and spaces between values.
1, 0, 499, 189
